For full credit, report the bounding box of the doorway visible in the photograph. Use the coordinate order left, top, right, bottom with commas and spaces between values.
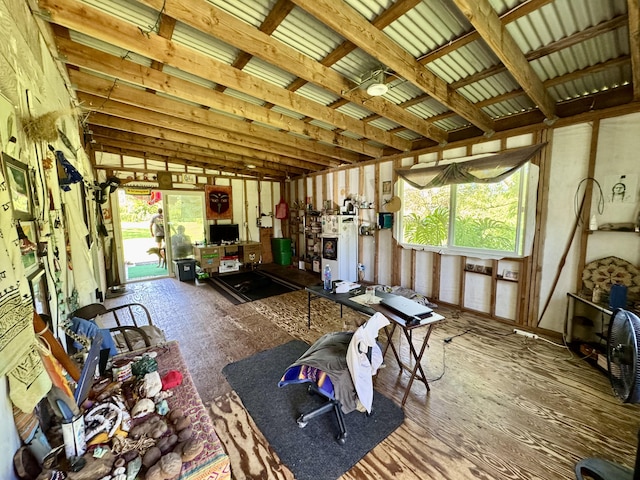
115, 189, 168, 282
164, 192, 206, 269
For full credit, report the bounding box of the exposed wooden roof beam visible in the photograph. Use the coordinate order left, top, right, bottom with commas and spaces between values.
136, 0, 443, 147
290, 0, 495, 134
451, 14, 629, 90
94, 146, 272, 178
414, 55, 633, 130
59, 40, 382, 158
90, 126, 307, 176
80, 98, 336, 171
628, 0, 640, 100
452, 0, 557, 123
74, 80, 348, 167
88, 113, 320, 174
417, 0, 555, 65
215, 0, 293, 92
37, 0, 410, 152
93, 139, 292, 178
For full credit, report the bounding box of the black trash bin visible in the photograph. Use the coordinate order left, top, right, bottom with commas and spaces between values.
174, 259, 196, 281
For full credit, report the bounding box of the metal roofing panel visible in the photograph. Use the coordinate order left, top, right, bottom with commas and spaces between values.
344, 0, 395, 22
172, 21, 239, 65
406, 98, 450, 120
270, 105, 307, 121
428, 43, 500, 83
68, 31, 152, 67
532, 29, 629, 82
395, 129, 423, 141
162, 65, 217, 89
308, 119, 339, 131
83, 0, 158, 31
295, 83, 341, 106
222, 88, 267, 107
335, 102, 375, 121
367, 117, 401, 131
333, 49, 388, 84
458, 71, 519, 103
507, 0, 627, 55
381, 1, 471, 58
242, 56, 298, 89
206, 0, 276, 28
433, 115, 469, 132
483, 95, 535, 119
272, 6, 344, 61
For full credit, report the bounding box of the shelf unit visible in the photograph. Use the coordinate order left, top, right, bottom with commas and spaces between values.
303, 211, 322, 272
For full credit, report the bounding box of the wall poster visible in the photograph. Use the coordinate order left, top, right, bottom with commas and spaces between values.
205, 185, 233, 220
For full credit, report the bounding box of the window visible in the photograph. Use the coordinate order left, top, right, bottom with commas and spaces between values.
399, 164, 533, 257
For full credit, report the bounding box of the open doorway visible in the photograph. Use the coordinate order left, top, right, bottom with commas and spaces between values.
115, 189, 168, 282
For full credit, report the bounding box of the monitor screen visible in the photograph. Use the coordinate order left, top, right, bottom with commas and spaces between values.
209, 224, 239, 244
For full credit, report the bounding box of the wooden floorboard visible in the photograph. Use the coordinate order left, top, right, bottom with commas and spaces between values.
105, 268, 640, 479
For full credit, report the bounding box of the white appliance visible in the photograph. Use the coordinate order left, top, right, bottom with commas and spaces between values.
321, 215, 357, 282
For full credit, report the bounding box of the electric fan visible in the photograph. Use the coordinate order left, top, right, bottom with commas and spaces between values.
575, 308, 640, 480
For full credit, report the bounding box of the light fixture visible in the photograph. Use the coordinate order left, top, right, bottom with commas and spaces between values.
365, 70, 388, 96
246, 164, 256, 169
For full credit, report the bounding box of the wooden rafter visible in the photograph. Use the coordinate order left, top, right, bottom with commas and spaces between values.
628, 0, 640, 100
75, 84, 346, 167
87, 113, 322, 175
135, 0, 446, 147
38, 0, 412, 151
452, 0, 557, 122
81, 100, 336, 171
290, 0, 496, 134
59, 40, 383, 158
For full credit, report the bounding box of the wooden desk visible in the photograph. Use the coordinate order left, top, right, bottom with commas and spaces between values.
371, 304, 445, 407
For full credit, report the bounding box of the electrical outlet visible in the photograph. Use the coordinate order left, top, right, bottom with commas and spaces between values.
513, 328, 538, 339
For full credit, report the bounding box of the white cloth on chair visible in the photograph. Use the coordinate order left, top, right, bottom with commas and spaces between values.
346, 312, 389, 413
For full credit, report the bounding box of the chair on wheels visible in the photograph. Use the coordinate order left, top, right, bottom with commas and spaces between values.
70, 302, 166, 353
278, 313, 390, 444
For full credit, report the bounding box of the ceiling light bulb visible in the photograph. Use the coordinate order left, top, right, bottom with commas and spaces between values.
246, 164, 256, 169
366, 82, 388, 96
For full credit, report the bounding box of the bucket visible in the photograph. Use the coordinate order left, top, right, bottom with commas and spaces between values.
609, 283, 628, 309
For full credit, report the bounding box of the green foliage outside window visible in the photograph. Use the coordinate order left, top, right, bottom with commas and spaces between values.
401, 167, 525, 255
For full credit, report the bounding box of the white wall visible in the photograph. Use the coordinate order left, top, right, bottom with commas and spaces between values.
294, 115, 640, 333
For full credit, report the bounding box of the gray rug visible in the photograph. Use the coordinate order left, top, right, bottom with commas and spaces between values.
222, 340, 404, 480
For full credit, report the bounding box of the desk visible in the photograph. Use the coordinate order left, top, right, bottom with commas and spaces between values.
305, 284, 375, 328
306, 285, 446, 406
371, 304, 445, 406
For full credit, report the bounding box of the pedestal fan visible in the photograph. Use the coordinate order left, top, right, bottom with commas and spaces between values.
575, 308, 640, 479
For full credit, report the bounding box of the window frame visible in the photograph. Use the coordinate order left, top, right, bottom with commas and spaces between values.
397, 163, 533, 258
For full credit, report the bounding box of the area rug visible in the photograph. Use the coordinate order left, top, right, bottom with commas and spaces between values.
222, 340, 404, 480
208, 270, 301, 304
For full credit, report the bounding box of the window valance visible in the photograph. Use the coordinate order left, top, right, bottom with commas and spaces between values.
396, 143, 546, 189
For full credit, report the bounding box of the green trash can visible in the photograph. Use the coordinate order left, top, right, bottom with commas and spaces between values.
271, 238, 292, 266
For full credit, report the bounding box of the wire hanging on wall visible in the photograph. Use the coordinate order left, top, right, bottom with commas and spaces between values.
574, 177, 604, 224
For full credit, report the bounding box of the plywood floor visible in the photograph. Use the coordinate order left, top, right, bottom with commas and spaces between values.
105, 267, 639, 479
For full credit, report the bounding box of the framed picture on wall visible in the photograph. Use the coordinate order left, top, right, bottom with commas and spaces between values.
28, 268, 50, 317
20, 220, 39, 275
2, 153, 33, 220
205, 185, 233, 220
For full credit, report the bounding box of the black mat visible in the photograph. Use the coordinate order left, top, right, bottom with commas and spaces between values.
222, 340, 405, 480
207, 269, 300, 304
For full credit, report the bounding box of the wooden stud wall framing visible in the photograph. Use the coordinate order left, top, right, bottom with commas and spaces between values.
524, 128, 552, 327
576, 120, 600, 292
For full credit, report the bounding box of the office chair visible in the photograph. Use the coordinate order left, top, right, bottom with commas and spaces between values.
278, 313, 389, 444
